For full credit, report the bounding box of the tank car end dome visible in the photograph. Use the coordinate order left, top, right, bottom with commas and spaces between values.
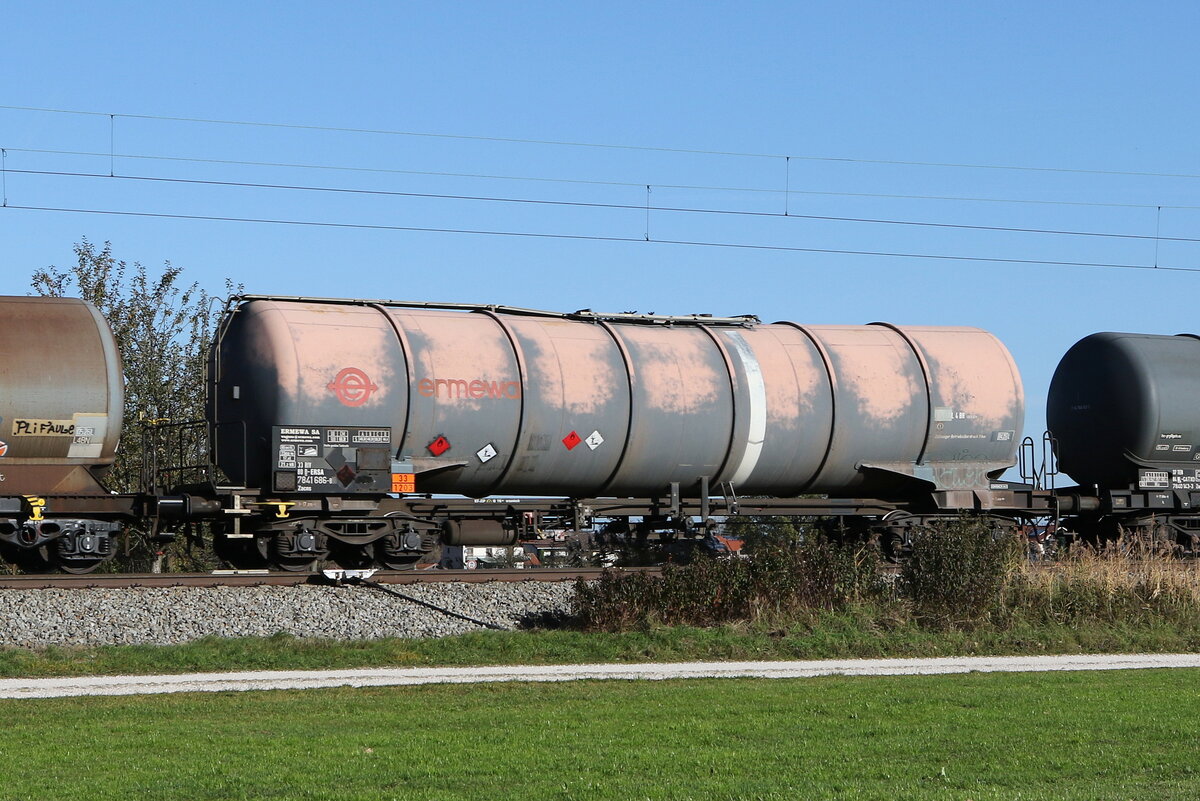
1049, 331, 1200, 488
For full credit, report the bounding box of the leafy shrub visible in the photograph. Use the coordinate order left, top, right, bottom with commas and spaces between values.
899, 518, 1022, 629
572, 532, 880, 631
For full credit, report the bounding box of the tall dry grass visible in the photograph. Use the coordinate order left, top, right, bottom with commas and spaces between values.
573, 518, 1200, 634
1006, 547, 1200, 627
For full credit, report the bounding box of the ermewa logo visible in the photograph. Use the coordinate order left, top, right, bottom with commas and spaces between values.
328, 367, 379, 407
417, 378, 521, 400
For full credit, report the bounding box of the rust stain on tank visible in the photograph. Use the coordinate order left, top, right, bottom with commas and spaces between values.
396, 311, 518, 410
624, 329, 722, 414
818, 327, 920, 424
909, 327, 1023, 429
252, 304, 395, 406
538, 331, 618, 415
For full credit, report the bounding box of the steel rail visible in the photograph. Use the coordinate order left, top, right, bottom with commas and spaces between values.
0, 566, 659, 590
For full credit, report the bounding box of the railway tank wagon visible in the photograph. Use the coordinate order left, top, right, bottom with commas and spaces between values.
0, 296, 133, 572
198, 295, 1025, 570
1048, 331, 1200, 549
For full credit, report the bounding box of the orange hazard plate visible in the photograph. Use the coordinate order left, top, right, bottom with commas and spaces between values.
391, 473, 416, 493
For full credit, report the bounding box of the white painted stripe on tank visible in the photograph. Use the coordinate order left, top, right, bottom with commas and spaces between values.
725, 332, 767, 487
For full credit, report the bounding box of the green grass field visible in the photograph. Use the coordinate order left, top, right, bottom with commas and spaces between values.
3, 668, 1199, 800
5, 614, 1200, 679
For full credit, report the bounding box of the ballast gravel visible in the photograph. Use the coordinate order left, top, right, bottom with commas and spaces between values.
0, 581, 576, 647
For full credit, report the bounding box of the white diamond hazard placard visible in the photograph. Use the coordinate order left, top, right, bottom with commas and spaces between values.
477, 443, 498, 463
585, 430, 604, 450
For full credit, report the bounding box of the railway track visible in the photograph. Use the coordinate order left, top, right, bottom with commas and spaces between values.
6, 557, 1175, 591
0, 566, 659, 590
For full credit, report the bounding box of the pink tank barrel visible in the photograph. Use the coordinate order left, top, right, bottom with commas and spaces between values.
211, 297, 1023, 499
0, 296, 124, 484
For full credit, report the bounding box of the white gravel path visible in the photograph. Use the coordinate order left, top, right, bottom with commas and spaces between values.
4, 653, 1200, 699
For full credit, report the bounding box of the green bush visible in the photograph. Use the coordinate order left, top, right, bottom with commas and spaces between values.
572, 516, 1200, 636
899, 518, 1022, 629
572, 533, 881, 631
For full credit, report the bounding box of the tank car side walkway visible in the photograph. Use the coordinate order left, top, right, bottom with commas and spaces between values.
3, 653, 1199, 699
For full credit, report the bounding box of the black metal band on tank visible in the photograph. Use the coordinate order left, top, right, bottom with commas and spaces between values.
868, 322, 935, 467
593, 319, 638, 497
471, 309, 528, 495
775, 321, 840, 495
694, 322, 743, 487
365, 302, 415, 462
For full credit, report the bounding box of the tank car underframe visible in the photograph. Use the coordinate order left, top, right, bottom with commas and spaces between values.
1053, 484, 1200, 555
0, 494, 137, 573
230, 514, 442, 572
177, 483, 1060, 571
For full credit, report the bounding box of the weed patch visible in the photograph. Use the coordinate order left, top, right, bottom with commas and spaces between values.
574, 517, 1200, 641
573, 532, 882, 629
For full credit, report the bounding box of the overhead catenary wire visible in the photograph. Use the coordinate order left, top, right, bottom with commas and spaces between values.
6, 103, 1200, 181
3, 106, 1195, 277
5, 202, 1197, 274
3, 146, 1195, 211
6, 167, 1197, 246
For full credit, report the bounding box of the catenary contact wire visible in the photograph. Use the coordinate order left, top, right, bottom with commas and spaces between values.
4, 203, 1195, 273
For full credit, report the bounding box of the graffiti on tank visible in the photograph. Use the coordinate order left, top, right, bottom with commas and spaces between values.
932, 463, 994, 489
12, 419, 76, 436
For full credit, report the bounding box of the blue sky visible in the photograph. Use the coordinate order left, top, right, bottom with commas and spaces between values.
2, 1, 1198, 458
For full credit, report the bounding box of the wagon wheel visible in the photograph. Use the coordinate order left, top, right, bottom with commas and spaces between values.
373, 529, 438, 570
51, 533, 112, 574
270, 556, 318, 572
53, 555, 106, 574
374, 542, 421, 570
1150, 522, 1183, 558
878, 512, 917, 562
269, 533, 319, 573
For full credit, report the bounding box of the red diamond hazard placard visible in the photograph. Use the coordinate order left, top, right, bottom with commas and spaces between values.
562, 431, 582, 450
428, 435, 451, 456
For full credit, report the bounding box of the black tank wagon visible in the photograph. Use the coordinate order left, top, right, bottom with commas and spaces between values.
1048, 332, 1200, 550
